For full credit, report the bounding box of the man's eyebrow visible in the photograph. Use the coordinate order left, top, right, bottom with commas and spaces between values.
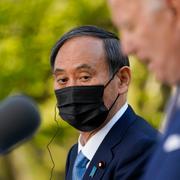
53, 68, 64, 75
76, 64, 93, 70
53, 64, 93, 75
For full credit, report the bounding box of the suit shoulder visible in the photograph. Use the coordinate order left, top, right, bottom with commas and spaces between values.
66, 143, 78, 162
112, 116, 158, 179
129, 114, 159, 141
65, 143, 77, 177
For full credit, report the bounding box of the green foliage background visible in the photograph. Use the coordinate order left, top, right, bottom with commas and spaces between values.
0, 0, 170, 179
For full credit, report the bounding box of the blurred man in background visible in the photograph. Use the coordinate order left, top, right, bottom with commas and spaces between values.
50, 25, 158, 180
108, 0, 180, 179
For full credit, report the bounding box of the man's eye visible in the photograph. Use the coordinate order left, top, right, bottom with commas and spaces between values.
80, 76, 91, 81
57, 77, 68, 84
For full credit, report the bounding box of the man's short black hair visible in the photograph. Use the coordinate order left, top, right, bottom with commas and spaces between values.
50, 25, 129, 75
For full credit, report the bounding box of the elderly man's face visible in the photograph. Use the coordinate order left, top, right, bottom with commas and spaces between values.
109, 0, 180, 85
53, 36, 120, 110
108, 0, 143, 55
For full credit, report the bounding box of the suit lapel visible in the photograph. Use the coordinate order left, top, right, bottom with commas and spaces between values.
66, 144, 78, 180
83, 106, 136, 179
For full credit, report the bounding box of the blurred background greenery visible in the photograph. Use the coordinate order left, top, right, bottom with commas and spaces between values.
0, 0, 170, 179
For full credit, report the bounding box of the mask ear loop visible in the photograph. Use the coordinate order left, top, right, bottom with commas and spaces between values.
108, 94, 120, 112
104, 68, 120, 88
104, 68, 120, 112
47, 104, 60, 180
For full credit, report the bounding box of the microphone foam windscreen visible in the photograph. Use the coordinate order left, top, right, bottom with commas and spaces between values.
0, 95, 41, 154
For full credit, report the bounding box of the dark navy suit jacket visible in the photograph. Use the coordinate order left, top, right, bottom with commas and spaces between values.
143, 92, 180, 180
65, 106, 158, 180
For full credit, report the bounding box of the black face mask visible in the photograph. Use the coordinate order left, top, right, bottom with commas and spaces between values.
54, 75, 119, 132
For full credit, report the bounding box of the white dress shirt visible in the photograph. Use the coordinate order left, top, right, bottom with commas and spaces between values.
77, 102, 128, 166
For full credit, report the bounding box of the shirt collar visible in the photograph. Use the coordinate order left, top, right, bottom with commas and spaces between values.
78, 102, 128, 161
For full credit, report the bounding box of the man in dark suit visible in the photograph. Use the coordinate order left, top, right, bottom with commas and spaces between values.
50, 25, 158, 180
108, 0, 180, 179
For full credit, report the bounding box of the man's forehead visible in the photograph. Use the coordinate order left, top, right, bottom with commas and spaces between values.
109, 0, 142, 26
54, 36, 106, 68
110, 0, 165, 22
109, 0, 142, 16
56, 36, 104, 56
143, 0, 166, 12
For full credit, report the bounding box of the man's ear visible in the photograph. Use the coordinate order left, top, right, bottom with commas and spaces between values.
116, 66, 131, 94
166, 0, 180, 28
166, 0, 179, 15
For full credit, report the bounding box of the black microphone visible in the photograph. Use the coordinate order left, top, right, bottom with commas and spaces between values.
0, 95, 41, 154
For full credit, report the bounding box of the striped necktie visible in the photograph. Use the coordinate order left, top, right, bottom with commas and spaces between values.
72, 151, 89, 180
